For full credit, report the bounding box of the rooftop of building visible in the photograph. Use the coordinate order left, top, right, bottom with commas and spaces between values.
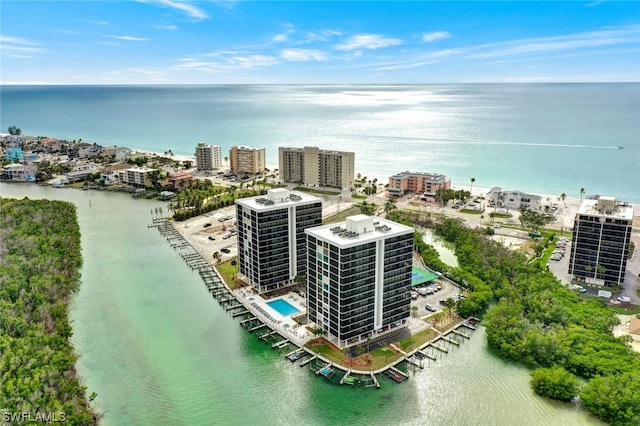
577, 197, 634, 220
389, 171, 449, 181
279, 146, 355, 155
230, 145, 265, 151
489, 187, 542, 199
235, 188, 321, 211
102, 163, 131, 172
305, 214, 413, 248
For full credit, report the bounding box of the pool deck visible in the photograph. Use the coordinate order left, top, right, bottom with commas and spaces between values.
234, 288, 311, 345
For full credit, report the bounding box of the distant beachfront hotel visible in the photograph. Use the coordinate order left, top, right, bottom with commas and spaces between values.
305, 215, 414, 349
568, 196, 633, 286
388, 171, 451, 198
236, 188, 322, 294
229, 145, 266, 175
195, 142, 222, 171
278, 146, 355, 189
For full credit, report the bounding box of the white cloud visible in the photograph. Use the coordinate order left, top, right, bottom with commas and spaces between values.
469, 25, 640, 59
111, 36, 150, 42
0, 36, 42, 54
0, 35, 37, 45
273, 34, 289, 43
281, 49, 327, 62
304, 29, 342, 43
153, 25, 178, 30
151, 0, 209, 20
334, 34, 403, 51
174, 54, 278, 73
421, 31, 450, 43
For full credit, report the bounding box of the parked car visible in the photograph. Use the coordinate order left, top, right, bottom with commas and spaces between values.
425, 303, 437, 312
203, 223, 212, 228
208, 236, 216, 241
221, 248, 231, 254
618, 296, 631, 303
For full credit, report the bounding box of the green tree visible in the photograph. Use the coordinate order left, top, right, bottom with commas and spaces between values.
530, 367, 578, 402
470, 177, 476, 195
519, 207, 555, 231
7, 125, 22, 135
580, 373, 640, 426
580, 187, 585, 203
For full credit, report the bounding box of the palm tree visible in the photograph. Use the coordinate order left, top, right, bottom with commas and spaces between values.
580, 187, 585, 203
560, 192, 567, 207
470, 177, 476, 196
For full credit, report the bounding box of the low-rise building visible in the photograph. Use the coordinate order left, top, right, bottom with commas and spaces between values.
488, 187, 542, 211
388, 171, 451, 197
167, 171, 193, 190
124, 166, 155, 188
100, 163, 131, 185
1, 163, 37, 181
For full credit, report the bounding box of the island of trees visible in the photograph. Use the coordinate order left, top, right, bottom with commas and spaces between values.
0, 198, 98, 424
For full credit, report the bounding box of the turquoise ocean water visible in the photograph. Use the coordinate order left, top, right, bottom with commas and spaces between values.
1, 84, 638, 203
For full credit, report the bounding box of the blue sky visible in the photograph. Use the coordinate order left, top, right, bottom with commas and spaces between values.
1, 1, 639, 84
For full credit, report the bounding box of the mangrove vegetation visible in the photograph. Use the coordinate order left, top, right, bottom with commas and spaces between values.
0, 197, 98, 424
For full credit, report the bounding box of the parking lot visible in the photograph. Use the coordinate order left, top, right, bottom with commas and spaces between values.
410, 278, 461, 317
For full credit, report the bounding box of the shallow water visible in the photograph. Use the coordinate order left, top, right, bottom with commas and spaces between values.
0, 183, 603, 425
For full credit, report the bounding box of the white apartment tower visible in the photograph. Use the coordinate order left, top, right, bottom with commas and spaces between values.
279, 146, 355, 189
236, 188, 322, 294
305, 215, 414, 349
195, 143, 222, 171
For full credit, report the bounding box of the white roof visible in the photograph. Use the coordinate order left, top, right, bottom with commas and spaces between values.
235, 189, 321, 211
577, 198, 634, 220
306, 215, 413, 248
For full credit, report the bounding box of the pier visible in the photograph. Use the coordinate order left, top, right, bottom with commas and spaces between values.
429, 342, 449, 353
442, 336, 460, 346
249, 323, 267, 332
151, 218, 486, 391
452, 329, 470, 339
418, 350, 437, 361
272, 339, 290, 349
240, 316, 258, 325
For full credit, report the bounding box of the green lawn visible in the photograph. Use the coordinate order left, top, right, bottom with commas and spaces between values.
323, 206, 368, 225
216, 258, 239, 289
293, 186, 341, 196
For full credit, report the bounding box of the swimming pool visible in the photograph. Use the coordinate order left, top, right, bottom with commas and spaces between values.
267, 298, 300, 317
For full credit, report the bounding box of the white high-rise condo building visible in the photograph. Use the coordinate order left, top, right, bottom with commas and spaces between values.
195, 143, 222, 171
568, 196, 633, 286
236, 188, 322, 294
279, 146, 355, 189
305, 215, 414, 349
